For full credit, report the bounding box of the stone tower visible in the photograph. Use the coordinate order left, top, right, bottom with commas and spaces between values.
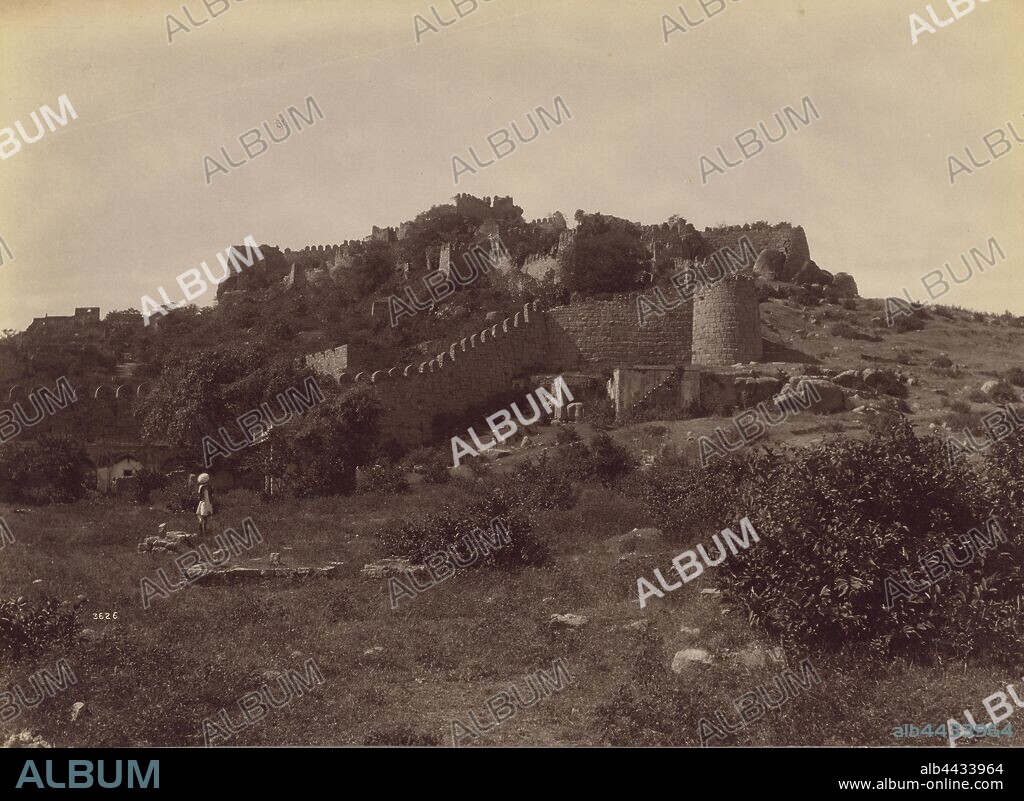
691, 273, 762, 366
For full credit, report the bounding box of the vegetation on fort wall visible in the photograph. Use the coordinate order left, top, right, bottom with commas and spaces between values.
561, 212, 647, 295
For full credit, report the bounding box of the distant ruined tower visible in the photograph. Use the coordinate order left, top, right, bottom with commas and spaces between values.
691, 273, 762, 366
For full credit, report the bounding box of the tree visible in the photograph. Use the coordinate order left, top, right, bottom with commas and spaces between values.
273, 385, 383, 496
104, 309, 144, 361
561, 212, 647, 294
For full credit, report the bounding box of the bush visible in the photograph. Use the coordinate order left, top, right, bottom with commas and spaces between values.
966, 388, 988, 404
0, 596, 80, 660
159, 472, 195, 513
403, 446, 450, 485
125, 467, 166, 504
0, 436, 91, 504
841, 298, 858, 311
948, 399, 971, 415
357, 461, 410, 494
1004, 368, 1024, 388
891, 314, 925, 333
377, 492, 548, 569
588, 432, 635, 486
708, 421, 1018, 662
555, 425, 581, 446
981, 419, 1024, 537
943, 411, 985, 434
494, 454, 577, 513
552, 440, 597, 482
931, 354, 953, 369
625, 450, 757, 542
986, 382, 1019, 404
893, 350, 914, 365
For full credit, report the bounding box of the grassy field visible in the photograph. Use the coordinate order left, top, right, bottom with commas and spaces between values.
2, 474, 1021, 748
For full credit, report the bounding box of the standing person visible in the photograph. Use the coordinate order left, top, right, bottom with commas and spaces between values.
196, 473, 214, 536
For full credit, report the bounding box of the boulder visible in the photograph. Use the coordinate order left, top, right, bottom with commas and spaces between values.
735, 645, 767, 668
833, 369, 862, 389
777, 377, 846, 414
735, 376, 783, 406
754, 248, 787, 279
70, 702, 88, 722
671, 648, 713, 673
832, 272, 859, 297
862, 368, 903, 396
78, 628, 101, 644
981, 380, 1018, 403
793, 260, 826, 286
549, 613, 589, 629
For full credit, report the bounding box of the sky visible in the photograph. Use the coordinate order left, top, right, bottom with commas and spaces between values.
0, 0, 1021, 330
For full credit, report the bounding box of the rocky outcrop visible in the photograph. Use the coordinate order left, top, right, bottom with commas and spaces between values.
754, 248, 787, 279
981, 380, 1018, 403
794, 260, 832, 286
832, 272, 859, 297
776, 377, 847, 414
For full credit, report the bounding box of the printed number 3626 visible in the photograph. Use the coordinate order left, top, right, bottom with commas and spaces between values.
93, 612, 118, 620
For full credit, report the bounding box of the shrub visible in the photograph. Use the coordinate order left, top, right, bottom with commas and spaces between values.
586, 396, 617, 428
981, 419, 1024, 537
555, 425, 581, 446
948, 399, 971, 415
159, 472, 195, 513
931, 354, 953, 369
0, 436, 91, 504
0, 596, 80, 660
986, 382, 1019, 404
625, 450, 758, 542
891, 315, 925, 333
377, 492, 548, 569
841, 298, 858, 311
125, 467, 166, 504
709, 421, 1018, 662
966, 388, 989, 404
1004, 368, 1024, 388
893, 350, 914, 365
465, 458, 491, 480
943, 411, 985, 434
403, 446, 450, 485
495, 454, 577, 513
357, 461, 410, 494
588, 432, 635, 486
553, 440, 596, 482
